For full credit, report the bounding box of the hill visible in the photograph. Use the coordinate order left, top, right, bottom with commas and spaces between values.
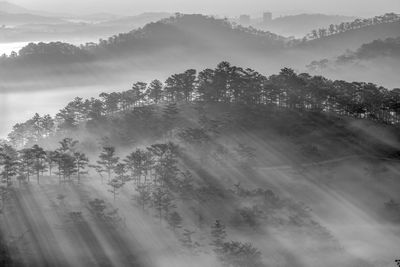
306, 37, 400, 88
254, 13, 356, 37
0, 11, 65, 26
0, 1, 30, 14
0, 14, 289, 91
100, 12, 171, 26
1, 13, 399, 92
1, 62, 400, 267
295, 13, 400, 57
0, 1, 67, 17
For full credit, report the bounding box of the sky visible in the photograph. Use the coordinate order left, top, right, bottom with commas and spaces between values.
8, 0, 400, 17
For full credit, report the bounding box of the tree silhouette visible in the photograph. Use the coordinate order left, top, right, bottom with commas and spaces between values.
97, 146, 119, 181
147, 79, 164, 104
167, 211, 183, 231
210, 220, 227, 253
30, 144, 47, 184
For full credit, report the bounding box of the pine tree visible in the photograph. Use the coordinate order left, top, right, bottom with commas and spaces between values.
210, 220, 227, 253
97, 146, 119, 181
135, 183, 152, 211
147, 79, 164, 104
30, 144, 47, 184
167, 211, 183, 231
74, 152, 89, 182
107, 178, 125, 201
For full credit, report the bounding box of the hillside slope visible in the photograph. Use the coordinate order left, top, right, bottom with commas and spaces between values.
255, 14, 356, 37
295, 20, 400, 57
2, 99, 400, 267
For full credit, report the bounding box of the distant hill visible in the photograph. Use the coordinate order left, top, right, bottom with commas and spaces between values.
0, 11, 65, 26
306, 37, 400, 88
93, 14, 287, 56
295, 14, 400, 57
100, 12, 172, 26
0, 14, 289, 89
71, 13, 121, 22
253, 13, 356, 37
0, 1, 30, 14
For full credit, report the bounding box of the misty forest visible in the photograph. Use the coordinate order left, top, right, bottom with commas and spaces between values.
1, 1, 400, 267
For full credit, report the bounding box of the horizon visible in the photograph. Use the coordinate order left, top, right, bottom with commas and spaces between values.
3, 0, 400, 18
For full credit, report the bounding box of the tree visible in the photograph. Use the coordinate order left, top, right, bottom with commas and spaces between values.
130, 82, 147, 106
181, 229, 197, 250
147, 142, 180, 188
167, 211, 183, 231
96, 146, 119, 181
147, 79, 164, 104
55, 151, 76, 181
151, 186, 175, 223
197, 68, 217, 102
0, 144, 18, 186
45, 150, 58, 176
87, 97, 105, 121
107, 177, 125, 201
30, 144, 47, 184
210, 220, 227, 253
124, 149, 148, 184
54, 138, 80, 181
74, 152, 89, 182
219, 241, 264, 267
135, 183, 152, 211
0, 144, 18, 212
18, 148, 34, 182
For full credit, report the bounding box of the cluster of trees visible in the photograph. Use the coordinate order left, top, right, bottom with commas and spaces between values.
91, 142, 181, 207
307, 37, 400, 70
337, 37, 400, 62
303, 13, 400, 41
89, 141, 267, 266
210, 220, 265, 267
0, 138, 89, 187
8, 113, 55, 148
7, 61, 400, 148
0, 42, 92, 63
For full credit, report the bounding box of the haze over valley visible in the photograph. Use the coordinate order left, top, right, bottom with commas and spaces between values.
1, 1, 400, 267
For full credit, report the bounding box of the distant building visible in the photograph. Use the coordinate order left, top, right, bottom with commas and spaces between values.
239, 15, 251, 25
263, 12, 272, 24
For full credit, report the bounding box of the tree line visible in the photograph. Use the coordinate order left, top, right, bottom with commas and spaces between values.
0, 138, 88, 187
302, 13, 400, 41
6, 61, 400, 148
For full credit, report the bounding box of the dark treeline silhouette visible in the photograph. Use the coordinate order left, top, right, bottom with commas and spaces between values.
301, 13, 400, 41
0, 41, 93, 64
6, 61, 400, 148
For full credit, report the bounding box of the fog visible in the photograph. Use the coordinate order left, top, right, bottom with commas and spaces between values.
1, 1, 400, 266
